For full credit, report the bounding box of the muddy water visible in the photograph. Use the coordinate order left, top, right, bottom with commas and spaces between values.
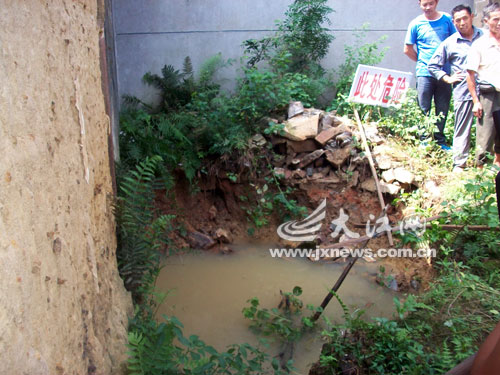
156, 244, 397, 374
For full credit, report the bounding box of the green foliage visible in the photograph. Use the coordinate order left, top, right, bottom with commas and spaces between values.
115, 156, 175, 301
243, 0, 334, 75
377, 89, 445, 146
128, 309, 287, 375
278, 0, 334, 74
242, 286, 321, 364
142, 58, 194, 112
241, 168, 307, 229
119, 109, 201, 180
318, 274, 500, 375
425, 170, 500, 260
237, 66, 321, 121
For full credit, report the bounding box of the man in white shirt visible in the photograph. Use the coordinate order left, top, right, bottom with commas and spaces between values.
466, 2, 500, 168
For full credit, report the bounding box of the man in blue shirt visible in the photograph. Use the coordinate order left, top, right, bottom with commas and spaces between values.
404, 0, 456, 149
428, 5, 483, 172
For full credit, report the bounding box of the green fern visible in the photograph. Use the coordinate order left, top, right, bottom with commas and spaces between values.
197, 53, 229, 88
115, 156, 175, 301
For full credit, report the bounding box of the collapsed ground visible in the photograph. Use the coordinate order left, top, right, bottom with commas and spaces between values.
158, 102, 456, 293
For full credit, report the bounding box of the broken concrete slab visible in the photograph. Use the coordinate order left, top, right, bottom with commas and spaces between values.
325, 146, 352, 168
288, 101, 304, 119
363, 124, 385, 145
348, 170, 360, 187
375, 155, 393, 170
291, 169, 307, 179
315, 124, 348, 146
315, 175, 341, 184
360, 178, 400, 195
298, 149, 325, 169
380, 181, 401, 195
393, 167, 415, 185
320, 112, 343, 130
361, 178, 377, 192
381, 169, 396, 183
282, 112, 319, 141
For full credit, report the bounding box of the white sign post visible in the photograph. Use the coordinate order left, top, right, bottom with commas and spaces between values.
348, 64, 413, 108
346, 65, 412, 246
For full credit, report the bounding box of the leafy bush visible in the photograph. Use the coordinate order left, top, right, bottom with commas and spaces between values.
243, 0, 334, 76
278, 0, 334, 74
317, 271, 500, 375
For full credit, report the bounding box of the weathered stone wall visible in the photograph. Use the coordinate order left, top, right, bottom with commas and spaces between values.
0, 1, 132, 374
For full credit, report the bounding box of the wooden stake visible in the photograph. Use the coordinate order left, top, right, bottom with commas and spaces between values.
353, 108, 394, 246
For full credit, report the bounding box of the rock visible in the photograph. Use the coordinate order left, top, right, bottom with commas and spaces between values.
381, 169, 396, 183
320, 112, 343, 130
361, 178, 377, 192
250, 133, 266, 148
363, 124, 384, 144
325, 146, 351, 168
298, 149, 325, 169
291, 169, 306, 179
282, 113, 319, 141
187, 230, 216, 250
393, 167, 415, 185
208, 205, 217, 221
410, 279, 420, 291
304, 107, 323, 115
375, 155, 393, 170
362, 178, 400, 195
306, 167, 314, 177
314, 124, 348, 146
288, 101, 304, 119
423, 180, 441, 199
315, 175, 341, 184
285, 153, 297, 166
380, 181, 401, 195
286, 139, 317, 153
215, 228, 232, 244
219, 245, 234, 255
336, 132, 353, 147
387, 277, 399, 291
348, 170, 360, 187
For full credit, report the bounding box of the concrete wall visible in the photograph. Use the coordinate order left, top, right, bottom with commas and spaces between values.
0, 1, 132, 373
113, 0, 474, 106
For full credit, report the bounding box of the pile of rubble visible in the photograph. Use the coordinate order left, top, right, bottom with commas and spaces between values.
262, 101, 419, 195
